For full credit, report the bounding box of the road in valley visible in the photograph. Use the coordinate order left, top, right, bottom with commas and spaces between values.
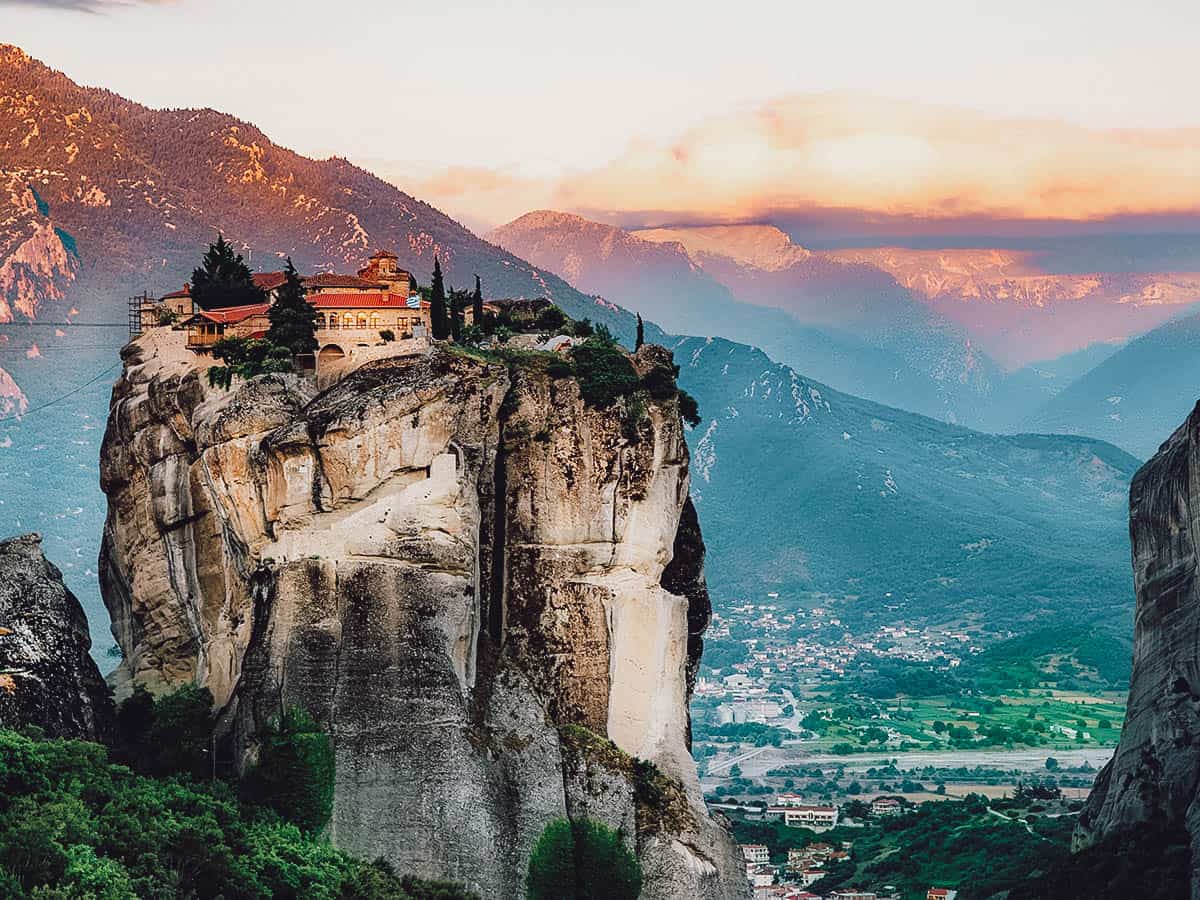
709, 745, 1115, 780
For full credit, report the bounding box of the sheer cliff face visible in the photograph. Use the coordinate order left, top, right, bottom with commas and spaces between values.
99, 338, 745, 900
1079, 399, 1200, 892
0, 533, 113, 740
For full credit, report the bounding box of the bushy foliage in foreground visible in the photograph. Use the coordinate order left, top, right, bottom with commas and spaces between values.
0, 728, 476, 900
526, 817, 641, 900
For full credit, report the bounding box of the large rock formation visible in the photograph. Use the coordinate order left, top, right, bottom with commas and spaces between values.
0, 533, 113, 739
99, 334, 747, 899
1077, 399, 1200, 895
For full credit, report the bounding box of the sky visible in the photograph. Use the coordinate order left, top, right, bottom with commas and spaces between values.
5, 0, 1200, 232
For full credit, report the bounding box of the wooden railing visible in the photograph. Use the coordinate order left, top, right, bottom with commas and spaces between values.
186, 330, 221, 349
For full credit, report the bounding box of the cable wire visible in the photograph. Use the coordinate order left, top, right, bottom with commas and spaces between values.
0, 362, 122, 424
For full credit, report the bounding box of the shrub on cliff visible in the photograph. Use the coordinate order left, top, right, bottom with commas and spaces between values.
569, 340, 639, 407
526, 817, 641, 900
243, 706, 335, 833
638, 363, 702, 427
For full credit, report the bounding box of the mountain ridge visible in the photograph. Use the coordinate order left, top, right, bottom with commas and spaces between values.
0, 44, 642, 342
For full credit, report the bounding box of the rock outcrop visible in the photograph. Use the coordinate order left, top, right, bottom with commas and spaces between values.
1077, 399, 1200, 895
0, 533, 113, 739
99, 335, 748, 900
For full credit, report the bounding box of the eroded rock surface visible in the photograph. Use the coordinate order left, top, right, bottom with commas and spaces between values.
1078, 400, 1200, 895
0, 533, 113, 739
99, 336, 747, 899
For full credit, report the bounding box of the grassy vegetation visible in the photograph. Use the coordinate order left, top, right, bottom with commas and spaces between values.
0, 726, 476, 899
730, 795, 1153, 900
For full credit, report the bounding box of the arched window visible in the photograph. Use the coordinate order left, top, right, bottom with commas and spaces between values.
370, 313, 381, 329
357, 313, 369, 329
343, 312, 355, 328
327, 313, 338, 329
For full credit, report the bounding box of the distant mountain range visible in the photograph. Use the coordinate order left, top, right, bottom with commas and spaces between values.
638, 225, 1200, 369
1024, 311, 1200, 459
491, 213, 1012, 430
674, 336, 1139, 644
492, 211, 1200, 447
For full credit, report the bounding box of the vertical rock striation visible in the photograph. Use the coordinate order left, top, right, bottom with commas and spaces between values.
0, 533, 113, 739
99, 336, 748, 899
1078, 399, 1200, 896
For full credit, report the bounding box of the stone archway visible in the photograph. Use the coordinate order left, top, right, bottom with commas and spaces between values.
318, 344, 347, 367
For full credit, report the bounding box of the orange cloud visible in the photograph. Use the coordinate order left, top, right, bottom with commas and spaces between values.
398, 95, 1200, 231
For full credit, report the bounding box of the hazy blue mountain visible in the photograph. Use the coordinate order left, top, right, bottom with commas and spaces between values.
1024, 312, 1200, 459
491, 212, 1029, 430
674, 336, 1139, 639
1008, 341, 1128, 402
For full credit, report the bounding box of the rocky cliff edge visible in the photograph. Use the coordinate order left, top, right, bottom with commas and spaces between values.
1078, 400, 1200, 896
98, 334, 748, 899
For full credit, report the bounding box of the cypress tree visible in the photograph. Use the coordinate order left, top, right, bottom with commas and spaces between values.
472, 274, 484, 325
430, 256, 449, 340
635, 313, 645, 350
190, 234, 265, 310
266, 258, 319, 356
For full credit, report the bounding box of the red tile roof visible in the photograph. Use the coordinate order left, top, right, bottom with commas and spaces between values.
368, 249, 399, 260
253, 272, 287, 291
191, 303, 271, 325
304, 273, 385, 290
309, 292, 427, 310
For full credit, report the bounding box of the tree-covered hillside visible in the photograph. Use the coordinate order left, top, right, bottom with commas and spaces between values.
675, 336, 1139, 645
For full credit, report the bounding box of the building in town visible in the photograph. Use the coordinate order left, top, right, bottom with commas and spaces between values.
764, 803, 840, 831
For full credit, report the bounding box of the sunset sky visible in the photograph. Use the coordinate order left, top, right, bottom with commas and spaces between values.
5, 0, 1200, 233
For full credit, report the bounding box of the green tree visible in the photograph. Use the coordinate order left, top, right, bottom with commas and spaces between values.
448, 288, 469, 342
635, 313, 644, 350
189, 234, 265, 310
1045, 757, 1060, 771
207, 338, 292, 389
534, 305, 569, 333
245, 707, 335, 833
525, 820, 576, 900
471, 275, 484, 326
526, 818, 640, 900
569, 340, 639, 407
430, 257, 450, 340
266, 258, 319, 356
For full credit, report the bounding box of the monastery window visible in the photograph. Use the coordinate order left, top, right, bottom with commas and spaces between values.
370, 313, 381, 329
357, 313, 369, 328
342, 313, 355, 328
327, 313, 339, 329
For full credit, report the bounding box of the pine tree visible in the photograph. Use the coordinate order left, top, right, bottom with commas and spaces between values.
635, 313, 645, 350
430, 256, 450, 340
190, 234, 265, 310
266, 258, 319, 356
472, 274, 484, 325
